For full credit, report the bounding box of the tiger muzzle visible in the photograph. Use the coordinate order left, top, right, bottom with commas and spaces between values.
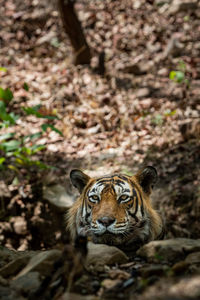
97, 216, 116, 227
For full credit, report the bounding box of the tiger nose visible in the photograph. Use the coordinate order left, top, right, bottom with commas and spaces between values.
97, 217, 116, 227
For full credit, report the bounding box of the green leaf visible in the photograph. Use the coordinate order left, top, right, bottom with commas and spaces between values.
164, 109, 177, 117
23, 106, 42, 117
0, 157, 5, 165
1, 140, 21, 152
0, 87, 13, 102
0, 101, 18, 125
41, 124, 48, 132
0, 100, 6, 113
0, 112, 18, 125
0, 133, 15, 141
12, 176, 19, 185
20, 147, 32, 155
0, 67, 7, 72
31, 160, 50, 169
23, 106, 58, 120
169, 71, 185, 83
8, 164, 19, 173
23, 82, 29, 91
152, 114, 163, 126
43, 115, 58, 120
169, 71, 177, 80
22, 132, 42, 142
15, 158, 26, 165
175, 71, 185, 83
30, 144, 46, 153
41, 124, 63, 136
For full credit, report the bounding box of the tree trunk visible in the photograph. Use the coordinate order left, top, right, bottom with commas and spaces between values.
58, 0, 91, 65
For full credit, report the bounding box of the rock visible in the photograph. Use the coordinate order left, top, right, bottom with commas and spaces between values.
85, 242, 128, 272
171, 260, 189, 274
134, 276, 200, 300
11, 272, 40, 294
74, 274, 100, 295
185, 251, 200, 264
0, 253, 34, 278
0, 275, 8, 286
108, 269, 131, 280
185, 252, 200, 273
0, 286, 25, 300
60, 293, 99, 300
170, 276, 200, 299
101, 278, 121, 289
168, 0, 198, 14
139, 264, 169, 278
15, 249, 61, 279
43, 184, 74, 210
137, 238, 200, 263
0, 247, 22, 268
172, 251, 200, 274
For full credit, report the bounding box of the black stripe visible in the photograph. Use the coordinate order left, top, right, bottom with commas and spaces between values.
129, 182, 139, 210
128, 210, 138, 222
102, 184, 110, 192
122, 188, 131, 193
117, 175, 129, 181
96, 175, 114, 181
110, 184, 116, 194
127, 195, 138, 222
114, 179, 126, 186
134, 195, 138, 216
90, 187, 97, 193
96, 180, 111, 185
81, 196, 86, 216
85, 203, 91, 224
132, 188, 137, 197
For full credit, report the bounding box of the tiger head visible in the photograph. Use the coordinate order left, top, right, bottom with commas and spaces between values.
67, 166, 164, 249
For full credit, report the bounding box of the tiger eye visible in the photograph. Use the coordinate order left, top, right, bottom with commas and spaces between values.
89, 195, 99, 203
120, 195, 128, 200
118, 194, 130, 203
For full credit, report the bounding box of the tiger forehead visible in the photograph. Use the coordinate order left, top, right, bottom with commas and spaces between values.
88, 175, 132, 195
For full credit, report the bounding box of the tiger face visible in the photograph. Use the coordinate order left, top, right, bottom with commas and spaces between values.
67, 167, 164, 249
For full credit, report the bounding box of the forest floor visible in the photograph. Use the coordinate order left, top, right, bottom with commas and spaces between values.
0, 0, 200, 299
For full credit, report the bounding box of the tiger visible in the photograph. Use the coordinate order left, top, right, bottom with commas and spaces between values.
67, 166, 164, 250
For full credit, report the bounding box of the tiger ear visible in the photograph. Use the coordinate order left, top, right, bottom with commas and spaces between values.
70, 169, 91, 194
135, 166, 157, 195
